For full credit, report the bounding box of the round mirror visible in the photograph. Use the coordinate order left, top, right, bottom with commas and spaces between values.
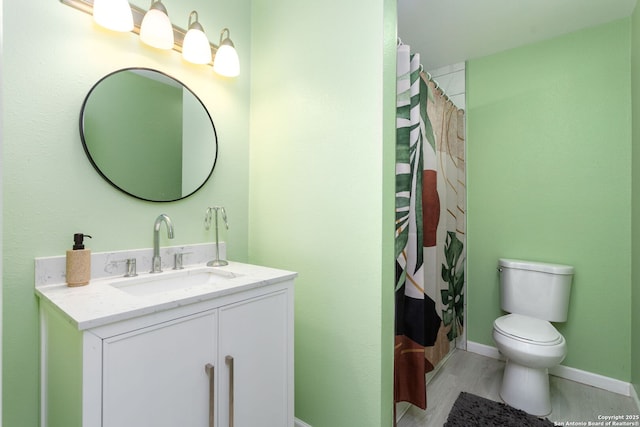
80, 68, 218, 202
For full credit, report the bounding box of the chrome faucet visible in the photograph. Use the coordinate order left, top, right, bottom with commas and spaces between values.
151, 214, 175, 273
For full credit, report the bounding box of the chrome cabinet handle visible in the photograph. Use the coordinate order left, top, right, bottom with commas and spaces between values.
205, 363, 215, 427
226, 356, 235, 427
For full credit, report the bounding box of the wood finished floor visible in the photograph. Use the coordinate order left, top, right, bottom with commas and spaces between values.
398, 349, 640, 426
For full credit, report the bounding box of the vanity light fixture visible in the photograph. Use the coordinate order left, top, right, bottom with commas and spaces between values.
92, 0, 134, 32
212, 29, 240, 77
182, 11, 212, 65
139, 0, 174, 50
59, 0, 240, 77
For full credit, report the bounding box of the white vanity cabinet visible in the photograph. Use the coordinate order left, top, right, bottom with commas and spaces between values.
217, 291, 290, 427
101, 311, 217, 427
38, 264, 294, 427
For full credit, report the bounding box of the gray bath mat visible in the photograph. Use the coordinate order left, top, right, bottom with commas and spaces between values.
444, 392, 554, 426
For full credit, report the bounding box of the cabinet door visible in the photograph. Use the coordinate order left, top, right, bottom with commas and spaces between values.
218, 291, 291, 427
102, 311, 217, 427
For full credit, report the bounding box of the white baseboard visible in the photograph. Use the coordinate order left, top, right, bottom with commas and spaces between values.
467, 341, 633, 397
548, 364, 632, 396
295, 418, 312, 427
467, 341, 504, 361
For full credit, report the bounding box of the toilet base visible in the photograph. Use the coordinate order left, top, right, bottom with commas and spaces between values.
500, 360, 551, 416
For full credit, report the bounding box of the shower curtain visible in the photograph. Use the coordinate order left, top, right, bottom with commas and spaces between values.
394, 43, 466, 410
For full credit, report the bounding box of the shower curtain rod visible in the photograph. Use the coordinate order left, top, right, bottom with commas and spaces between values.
422, 70, 457, 108
397, 38, 459, 108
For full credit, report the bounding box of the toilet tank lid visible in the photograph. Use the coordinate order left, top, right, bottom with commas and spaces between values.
498, 258, 574, 275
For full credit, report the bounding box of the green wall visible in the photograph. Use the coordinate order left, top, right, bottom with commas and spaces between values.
631, 2, 640, 400
248, 0, 396, 425
467, 19, 633, 381
3, 0, 396, 425
2, 0, 251, 425
3, 0, 638, 425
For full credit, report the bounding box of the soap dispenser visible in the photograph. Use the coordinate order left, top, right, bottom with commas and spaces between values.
66, 233, 92, 287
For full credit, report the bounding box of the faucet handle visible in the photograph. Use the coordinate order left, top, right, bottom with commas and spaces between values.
125, 258, 138, 277
173, 252, 192, 270
112, 258, 138, 277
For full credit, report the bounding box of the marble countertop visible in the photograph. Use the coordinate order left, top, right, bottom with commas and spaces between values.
36, 261, 297, 331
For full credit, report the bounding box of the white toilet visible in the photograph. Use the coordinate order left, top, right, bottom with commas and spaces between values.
492, 258, 574, 417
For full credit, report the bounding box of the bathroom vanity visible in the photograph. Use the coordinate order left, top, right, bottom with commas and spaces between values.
36, 255, 296, 427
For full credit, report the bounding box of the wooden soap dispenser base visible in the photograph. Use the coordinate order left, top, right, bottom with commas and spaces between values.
66, 233, 92, 287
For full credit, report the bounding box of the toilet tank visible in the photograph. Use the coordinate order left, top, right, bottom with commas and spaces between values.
498, 258, 574, 322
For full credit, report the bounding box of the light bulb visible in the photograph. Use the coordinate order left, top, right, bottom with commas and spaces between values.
93, 0, 134, 32
139, 1, 174, 50
213, 30, 240, 77
182, 11, 212, 64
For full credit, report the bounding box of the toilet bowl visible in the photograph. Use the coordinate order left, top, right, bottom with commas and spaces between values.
493, 313, 566, 416
492, 259, 574, 417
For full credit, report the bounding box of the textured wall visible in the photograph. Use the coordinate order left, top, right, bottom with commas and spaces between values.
2, 0, 251, 425
631, 1, 640, 401
467, 19, 632, 381
248, 0, 396, 425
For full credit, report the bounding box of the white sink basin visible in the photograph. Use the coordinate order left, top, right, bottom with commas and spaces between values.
110, 267, 242, 296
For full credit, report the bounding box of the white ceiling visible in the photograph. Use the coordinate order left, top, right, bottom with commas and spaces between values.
397, 0, 638, 71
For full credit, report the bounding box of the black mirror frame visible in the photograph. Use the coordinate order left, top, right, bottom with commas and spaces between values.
79, 67, 218, 202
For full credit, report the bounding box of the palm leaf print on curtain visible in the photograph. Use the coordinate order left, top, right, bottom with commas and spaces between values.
395, 44, 466, 412
422, 72, 466, 370
394, 44, 440, 410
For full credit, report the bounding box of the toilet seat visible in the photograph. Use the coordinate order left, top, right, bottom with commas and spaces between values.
494, 314, 563, 346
